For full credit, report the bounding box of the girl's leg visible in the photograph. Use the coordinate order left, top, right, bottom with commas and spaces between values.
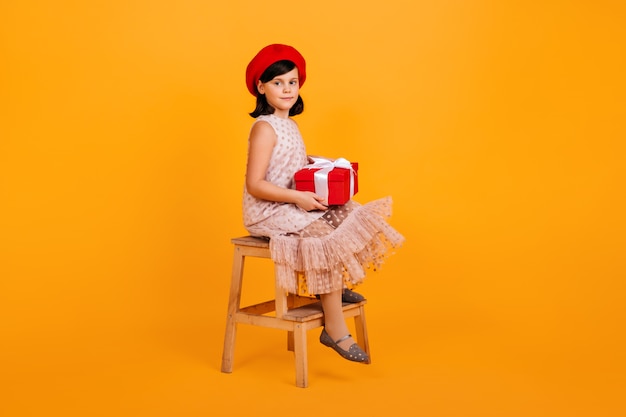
319, 289, 356, 351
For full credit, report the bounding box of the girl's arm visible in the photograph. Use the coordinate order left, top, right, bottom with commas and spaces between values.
246, 121, 327, 211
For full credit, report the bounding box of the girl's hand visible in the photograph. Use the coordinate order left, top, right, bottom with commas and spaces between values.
294, 191, 328, 211
307, 155, 334, 163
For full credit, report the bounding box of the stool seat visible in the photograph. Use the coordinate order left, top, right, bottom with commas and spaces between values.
221, 235, 370, 388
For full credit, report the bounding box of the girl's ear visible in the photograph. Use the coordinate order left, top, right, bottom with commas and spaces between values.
256, 80, 264, 95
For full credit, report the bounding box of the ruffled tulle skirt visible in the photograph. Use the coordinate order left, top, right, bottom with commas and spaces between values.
268, 197, 404, 294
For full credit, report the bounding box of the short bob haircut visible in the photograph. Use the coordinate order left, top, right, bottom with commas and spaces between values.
249, 60, 304, 118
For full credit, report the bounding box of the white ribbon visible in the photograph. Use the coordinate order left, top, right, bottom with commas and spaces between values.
305, 157, 356, 203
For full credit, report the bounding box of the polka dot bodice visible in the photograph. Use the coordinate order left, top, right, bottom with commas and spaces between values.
242, 114, 324, 237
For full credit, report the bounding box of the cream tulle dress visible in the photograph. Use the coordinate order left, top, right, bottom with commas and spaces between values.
243, 114, 404, 294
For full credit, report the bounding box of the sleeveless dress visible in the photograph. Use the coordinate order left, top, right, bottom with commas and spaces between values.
243, 114, 404, 294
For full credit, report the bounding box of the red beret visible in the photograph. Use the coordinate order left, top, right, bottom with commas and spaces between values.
245, 44, 306, 96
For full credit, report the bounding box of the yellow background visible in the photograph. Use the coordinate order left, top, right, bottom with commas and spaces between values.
1, 1, 625, 416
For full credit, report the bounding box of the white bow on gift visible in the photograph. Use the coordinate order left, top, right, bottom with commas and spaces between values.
305, 157, 356, 203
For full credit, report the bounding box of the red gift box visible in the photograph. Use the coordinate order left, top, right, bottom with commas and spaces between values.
294, 157, 358, 205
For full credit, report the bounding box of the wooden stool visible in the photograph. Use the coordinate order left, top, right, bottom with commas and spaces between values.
221, 236, 370, 388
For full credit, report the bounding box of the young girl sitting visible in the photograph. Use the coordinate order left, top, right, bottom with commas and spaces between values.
242, 44, 404, 363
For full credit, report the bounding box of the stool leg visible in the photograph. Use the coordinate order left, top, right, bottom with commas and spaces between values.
354, 305, 371, 364
293, 323, 308, 388
221, 246, 245, 373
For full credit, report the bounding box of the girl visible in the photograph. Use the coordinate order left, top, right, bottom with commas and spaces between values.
243, 44, 404, 363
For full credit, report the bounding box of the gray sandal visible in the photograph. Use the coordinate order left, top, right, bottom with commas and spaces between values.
320, 328, 370, 363
315, 288, 366, 304
341, 288, 365, 303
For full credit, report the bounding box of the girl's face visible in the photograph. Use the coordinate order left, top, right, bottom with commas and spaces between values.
257, 67, 300, 118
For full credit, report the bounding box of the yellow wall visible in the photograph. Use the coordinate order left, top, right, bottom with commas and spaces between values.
1, 1, 625, 415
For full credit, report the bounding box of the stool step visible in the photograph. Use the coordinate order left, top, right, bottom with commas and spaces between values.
238, 299, 367, 323
283, 300, 366, 322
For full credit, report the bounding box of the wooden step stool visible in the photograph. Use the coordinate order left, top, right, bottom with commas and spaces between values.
221, 236, 370, 388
